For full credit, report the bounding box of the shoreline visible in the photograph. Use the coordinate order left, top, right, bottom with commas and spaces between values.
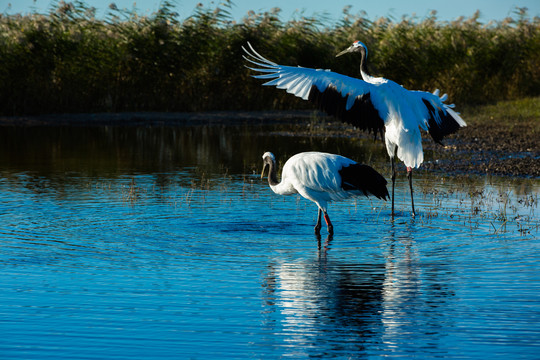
0, 110, 318, 127
0, 110, 538, 178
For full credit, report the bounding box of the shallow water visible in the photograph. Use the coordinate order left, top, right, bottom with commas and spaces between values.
0, 124, 539, 359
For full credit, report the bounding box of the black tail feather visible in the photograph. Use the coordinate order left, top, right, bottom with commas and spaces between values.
339, 164, 389, 201
423, 99, 463, 145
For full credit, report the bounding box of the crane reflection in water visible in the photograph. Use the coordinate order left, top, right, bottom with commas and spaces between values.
259, 224, 456, 357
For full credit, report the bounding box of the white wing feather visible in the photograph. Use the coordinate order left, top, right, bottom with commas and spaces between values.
243, 42, 374, 103
282, 153, 356, 206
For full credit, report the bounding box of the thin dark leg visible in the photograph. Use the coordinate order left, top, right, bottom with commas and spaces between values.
323, 211, 334, 235
407, 167, 416, 217
391, 157, 395, 216
391, 147, 397, 217
315, 208, 322, 234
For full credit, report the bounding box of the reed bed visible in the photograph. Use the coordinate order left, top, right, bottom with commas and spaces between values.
1, 1, 539, 115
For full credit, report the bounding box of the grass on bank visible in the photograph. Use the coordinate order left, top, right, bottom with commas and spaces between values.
463, 96, 540, 124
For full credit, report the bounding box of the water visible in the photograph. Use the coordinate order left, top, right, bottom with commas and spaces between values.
0, 124, 539, 359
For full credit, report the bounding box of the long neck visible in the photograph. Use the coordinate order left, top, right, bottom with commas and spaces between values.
267, 160, 279, 187
359, 50, 370, 80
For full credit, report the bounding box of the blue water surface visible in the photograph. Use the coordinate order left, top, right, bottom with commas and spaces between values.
0, 125, 538, 359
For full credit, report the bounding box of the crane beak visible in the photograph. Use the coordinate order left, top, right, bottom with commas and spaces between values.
261, 163, 268, 179
336, 46, 352, 57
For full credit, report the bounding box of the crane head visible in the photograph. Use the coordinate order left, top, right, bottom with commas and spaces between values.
261, 152, 276, 179
336, 40, 368, 58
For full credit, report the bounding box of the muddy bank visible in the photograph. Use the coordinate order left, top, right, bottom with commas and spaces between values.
421, 116, 539, 178
0, 110, 538, 178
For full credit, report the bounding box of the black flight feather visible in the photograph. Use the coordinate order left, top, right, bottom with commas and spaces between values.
308, 85, 385, 140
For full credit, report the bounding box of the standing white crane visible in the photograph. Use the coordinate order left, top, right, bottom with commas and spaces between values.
244, 41, 466, 216
261, 151, 389, 234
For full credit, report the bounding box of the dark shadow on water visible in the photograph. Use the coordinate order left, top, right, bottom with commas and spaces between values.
219, 219, 309, 236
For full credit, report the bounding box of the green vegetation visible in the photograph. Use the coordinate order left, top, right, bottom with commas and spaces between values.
0, 1, 539, 115
463, 95, 540, 123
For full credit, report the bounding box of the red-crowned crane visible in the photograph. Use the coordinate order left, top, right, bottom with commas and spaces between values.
261, 151, 389, 234
244, 41, 466, 217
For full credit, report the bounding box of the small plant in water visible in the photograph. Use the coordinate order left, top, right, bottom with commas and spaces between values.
122, 177, 140, 203
496, 190, 510, 222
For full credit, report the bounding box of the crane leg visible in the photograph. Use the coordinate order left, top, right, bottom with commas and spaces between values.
407, 167, 416, 217
323, 211, 334, 235
391, 148, 397, 217
315, 208, 322, 235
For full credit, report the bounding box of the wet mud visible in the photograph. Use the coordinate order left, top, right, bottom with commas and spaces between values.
422, 117, 539, 178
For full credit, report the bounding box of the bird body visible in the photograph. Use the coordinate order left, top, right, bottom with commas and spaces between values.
261, 151, 388, 234
245, 41, 466, 216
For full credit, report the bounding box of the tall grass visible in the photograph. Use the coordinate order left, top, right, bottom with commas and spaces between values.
0, 1, 538, 115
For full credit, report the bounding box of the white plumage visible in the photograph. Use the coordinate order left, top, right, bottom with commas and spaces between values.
261, 151, 388, 234
245, 41, 467, 216
267, 152, 355, 210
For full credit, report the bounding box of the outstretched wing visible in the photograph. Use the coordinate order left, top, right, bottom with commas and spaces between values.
243, 42, 466, 144
242, 42, 385, 137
